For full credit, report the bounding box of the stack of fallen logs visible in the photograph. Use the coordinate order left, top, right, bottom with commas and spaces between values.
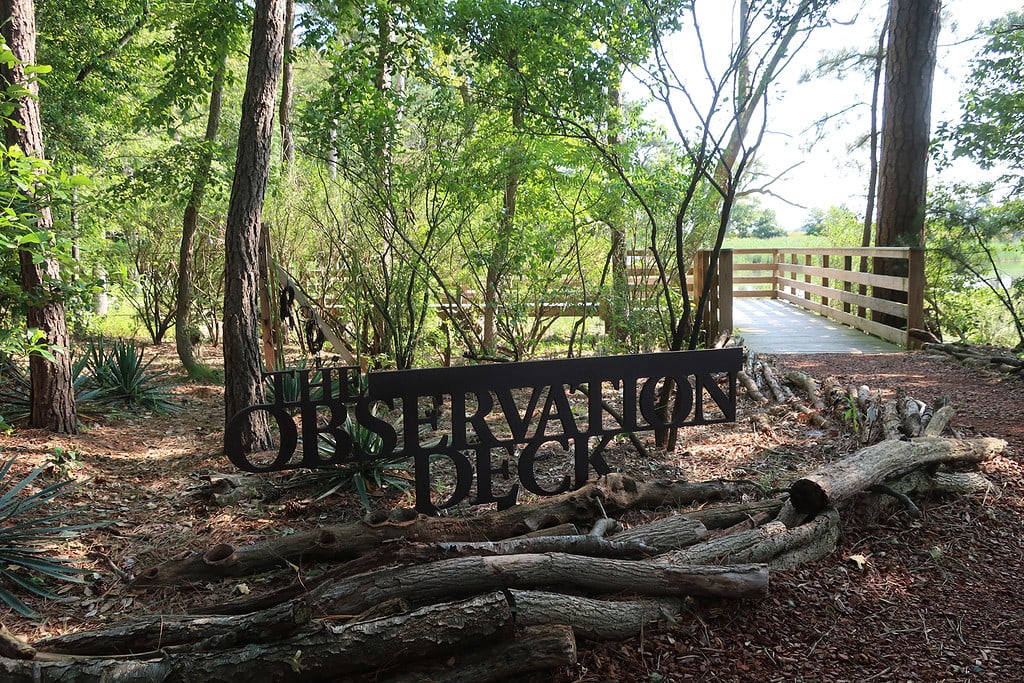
920, 341, 1024, 380
0, 365, 1007, 681
740, 351, 953, 444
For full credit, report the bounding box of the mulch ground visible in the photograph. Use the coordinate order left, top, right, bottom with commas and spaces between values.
1, 347, 1022, 682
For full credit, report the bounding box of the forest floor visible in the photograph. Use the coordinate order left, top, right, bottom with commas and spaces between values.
0, 345, 1022, 682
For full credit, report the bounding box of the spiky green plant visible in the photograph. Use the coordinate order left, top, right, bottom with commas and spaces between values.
287, 401, 414, 510
0, 457, 102, 618
85, 338, 179, 414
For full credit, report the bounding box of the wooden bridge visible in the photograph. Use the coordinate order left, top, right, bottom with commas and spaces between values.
699, 247, 925, 353
405, 246, 926, 357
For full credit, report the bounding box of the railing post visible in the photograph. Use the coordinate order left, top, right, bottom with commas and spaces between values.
821, 254, 830, 309
906, 247, 926, 349
843, 254, 853, 314
804, 253, 812, 301
719, 249, 733, 335
772, 249, 780, 298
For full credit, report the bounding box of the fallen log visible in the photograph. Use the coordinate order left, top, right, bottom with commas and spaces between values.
683, 499, 785, 531
733, 509, 841, 570
758, 361, 792, 403
922, 405, 955, 437
383, 625, 577, 683
738, 369, 768, 403
32, 600, 312, 656
312, 553, 770, 617
661, 522, 788, 565
860, 469, 998, 520
8, 593, 516, 682
137, 475, 754, 585
785, 370, 825, 411
788, 437, 1006, 516
509, 590, 686, 641
610, 514, 708, 552
881, 401, 901, 441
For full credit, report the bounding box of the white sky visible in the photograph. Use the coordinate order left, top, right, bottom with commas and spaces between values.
640, 0, 1020, 229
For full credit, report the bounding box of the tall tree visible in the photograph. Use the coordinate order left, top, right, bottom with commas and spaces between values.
873, 0, 941, 323
279, 0, 295, 170
1, 0, 77, 433
176, 50, 228, 378
223, 0, 285, 451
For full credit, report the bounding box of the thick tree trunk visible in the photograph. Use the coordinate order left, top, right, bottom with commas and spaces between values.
311, 553, 768, 618
1, 0, 76, 433
223, 0, 286, 452
13, 593, 516, 682
790, 437, 1005, 515
510, 590, 687, 641
33, 600, 312, 656
176, 51, 226, 378
873, 0, 940, 326
385, 624, 576, 683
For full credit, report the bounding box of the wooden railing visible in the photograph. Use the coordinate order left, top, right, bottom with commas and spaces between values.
435, 247, 925, 350
724, 247, 926, 348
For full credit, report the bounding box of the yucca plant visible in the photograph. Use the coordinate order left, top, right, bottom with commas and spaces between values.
0, 457, 102, 618
288, 401, 414, 510
84, 338, 179, 414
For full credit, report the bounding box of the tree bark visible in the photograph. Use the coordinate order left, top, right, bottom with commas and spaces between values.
384, 624, 576, 683
609, 513, 707, 552
873, 0, 940, 325
223, 0, 286, 452
510, 590, 686, 641
279, 0, 295, 169
313, 554, 769, 617
9, 593, 516, 682
33, 600, 311, 656
1, 0, 77, 433
789, 437, 1006, 515
176, 49, 226, 378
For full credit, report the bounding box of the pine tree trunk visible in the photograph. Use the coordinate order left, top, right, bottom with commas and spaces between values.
223, 0, 285, 451
1, 0, 77, 433
873, 0, 940, 326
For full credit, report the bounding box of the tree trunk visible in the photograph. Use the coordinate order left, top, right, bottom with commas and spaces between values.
223, 0, 285, 452
484, 81, 524, 354
13, 593, 517, 682
385, 624, 576, 683
873, 0, 940, 326
176, 50, 226, 378
606, 69, 628, 346
279, 0, 295, 170
1, 0, 76, 433
510, 590, 686, 641
790, 437, 1005, 515
313, 554, 769, 617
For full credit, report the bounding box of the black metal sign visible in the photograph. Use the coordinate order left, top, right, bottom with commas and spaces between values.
225, 348, 742, 513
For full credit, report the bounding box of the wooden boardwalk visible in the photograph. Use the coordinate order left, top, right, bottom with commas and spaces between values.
733, 298, 903, 355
